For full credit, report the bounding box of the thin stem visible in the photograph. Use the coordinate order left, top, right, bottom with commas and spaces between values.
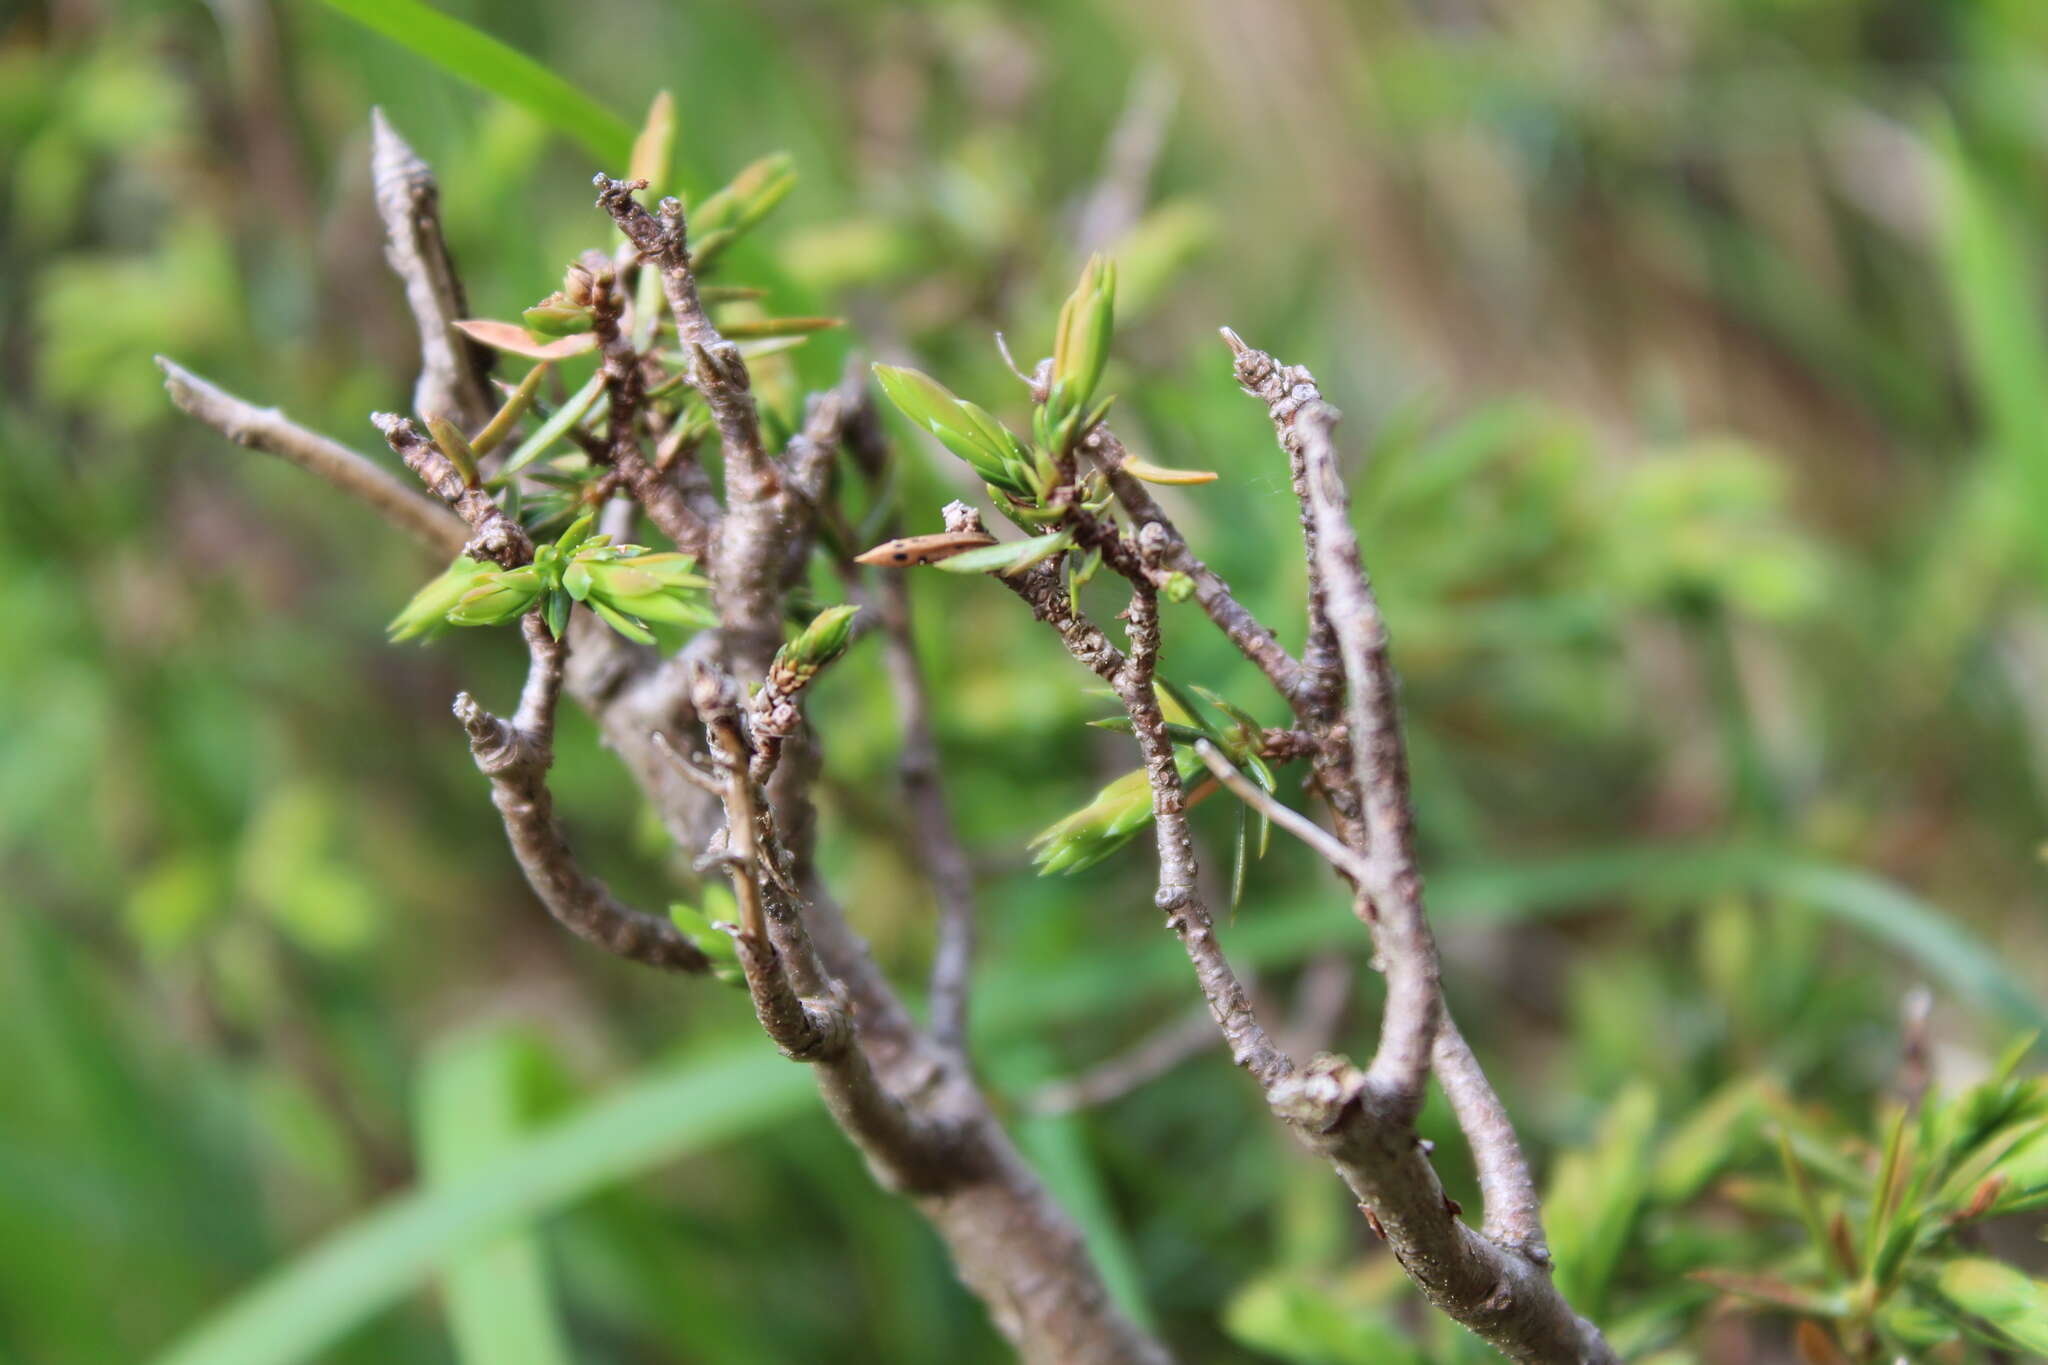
876, 568, 979, 1055
370, 109, 495, 432
454, 616, 712, 972
1083, 425, 1311, 711
1223, 327, 1343, 714
589, 270, 712, 557
372, 412, 533, 568
1294, 400, 1441, 1116
157, 358, 466, 555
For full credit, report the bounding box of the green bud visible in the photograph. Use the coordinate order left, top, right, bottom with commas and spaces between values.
543, 586, 572, 640
792, 603, 861, 668
562, 559, 594, 602
570, 546, 715, 642
688, 152, 796, 273
1071, 545, 1103, 589
687, 227, 737, 271
589, 599, 656, 644
769, 603, 861, 692
520, 299, 593, 337
447, 564, 545, 626
554, 512, 598, 556
692, 152, 795, 232
1049, 254, 1116, 440
873, 364, 1035, 497
628, 90, 678, 198
425, 414, 480, 487
1030, 750, 1203, 875
1161, 571, 1195, 603
991, 485, 1067, 526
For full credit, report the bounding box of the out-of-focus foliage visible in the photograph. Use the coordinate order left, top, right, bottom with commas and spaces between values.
4, 1, 2047, 1363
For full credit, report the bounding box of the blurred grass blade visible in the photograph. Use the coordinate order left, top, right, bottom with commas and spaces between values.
1001, 1045, 1157, 1331
1443, 846, 2046, 1030
1929, 118, 2048, 582
1761, 861, 2045, 1031
417, 1027, 571, 1365
1546, 1083, 1657, 1316
317, 0, 633, 164
147, 1043, 811, 1365
627, 90, 677, 199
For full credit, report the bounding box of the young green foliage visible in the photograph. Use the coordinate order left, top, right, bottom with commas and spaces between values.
1032, 680, 1273, 897
1040, 254, 1116, 456
769, 603, 861, 692
1693, 1037, 2047, 1360
873, 363, 1038, 499
391, 514, 713, 645
669, 888, 745, 988
389, 556, 497, 642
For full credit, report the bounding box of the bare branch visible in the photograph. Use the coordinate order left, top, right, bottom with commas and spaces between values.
837, 402, 987, 1055
1082, 425, 1312, 710
999, 550, 1294, 1088
783, 382, 852, 512
456, 616, 713, 973
1025, 1003, 1218, 1116
876, 568, 980, 1054
649, 728, 725, 797
588, 267, 712, 557
694, 667, 959, 1182
169, 151, 1182, 1365
592, 178, 770, 492
1022, 958, 1345, 1117
1199, 693, 1551, 1260
1290, 399, 1442, 1114
1194, 739, 1368, 881
158, 358, 466, 555
1224, 327, 1343, 714
1433, 1020, 1549, 1261
372, 412, 533, 568
1270, 1053, 1612, 1364
370, 110, 494, 432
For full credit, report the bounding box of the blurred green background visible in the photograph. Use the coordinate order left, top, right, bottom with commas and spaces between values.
5, 1, 2048, 1362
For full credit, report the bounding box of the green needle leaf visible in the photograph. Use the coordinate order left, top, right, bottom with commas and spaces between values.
930, 529, 1074, 576
493, 371, 607, 483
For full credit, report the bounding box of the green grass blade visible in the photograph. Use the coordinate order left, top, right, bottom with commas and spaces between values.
316, 0, 634, 164
417, 1027, 572, 1365
1929, 116, 2048, 582
147, 1042, 811, 1365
